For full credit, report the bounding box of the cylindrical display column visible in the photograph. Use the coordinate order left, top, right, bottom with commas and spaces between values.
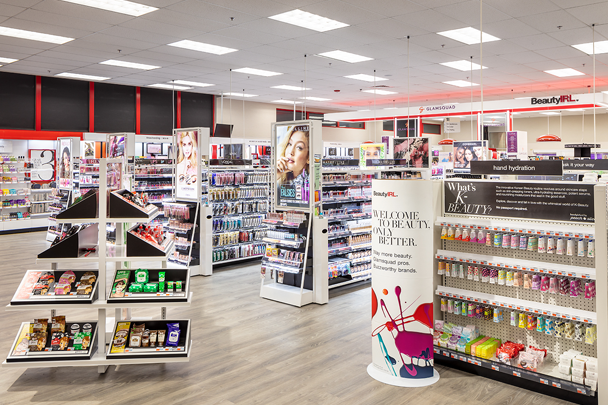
368, 180, 439, 386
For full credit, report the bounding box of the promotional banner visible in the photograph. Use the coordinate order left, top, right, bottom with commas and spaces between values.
175, 129, 200, 201
58, 139, 72, 188
393, 137, 430, 168
444, 180, 594, 222
369, 180, 439, 387
453, 140, 487, 173
107, 135, 125, 158
359, 143, 386, 169
29, 149, 55, 184
275, 123, 310, 208
470, 160, 563, 176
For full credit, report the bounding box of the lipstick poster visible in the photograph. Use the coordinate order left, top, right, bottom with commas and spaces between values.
275, 124, 310, 209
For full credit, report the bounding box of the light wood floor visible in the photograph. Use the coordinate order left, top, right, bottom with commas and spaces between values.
0, 231, 574, 405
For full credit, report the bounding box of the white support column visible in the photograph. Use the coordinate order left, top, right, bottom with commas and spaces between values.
593, 184, 607, 405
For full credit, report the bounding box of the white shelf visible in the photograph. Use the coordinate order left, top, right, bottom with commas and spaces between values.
436, 216, 595, 239
54, 211, 160, 224
36, 241, 174, 263
435, 285, 597, 324
213, 254, 264, 265
436, 249, 596, 280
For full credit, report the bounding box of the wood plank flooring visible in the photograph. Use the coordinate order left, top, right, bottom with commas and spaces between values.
0, 231, 575, 405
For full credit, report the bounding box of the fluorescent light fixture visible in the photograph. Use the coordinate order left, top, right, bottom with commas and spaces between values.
515, 97, 530, 99
149, 83, 192, 90
56, 72, 110, 81
544, 68, 584, 77
168, 40, 237, 55
541, 112, 560, 115
171, 80, 213, 88
318, 50, 372, 63
384, 107, 398, 110
272, 100, 302, 104
440, 60, 487, 71
272, 85, 311, 91
572, 40, 608, 55
0, 57, 18, 63
362, 89, 397, 95
299, 96, 331, 101
432, 118, 444, 121
223, 92, 257, 97
567, 109, 586, 112
232, 67, 282, 77
269, 9, 348, 32
0, 26, 74, 44
60, 0, 157, 16
100, 59, 159, 70
345, 74, 388, 82
511, 112, 521, 115
443, 80, 479, 87
437, 27, 500, 45
357, 109, 370, 112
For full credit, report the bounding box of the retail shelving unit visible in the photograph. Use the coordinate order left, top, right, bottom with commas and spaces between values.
3, 158, 191, 373
0, 157, 32, 228
433, 179, 606, 403
208, 162, 270, 266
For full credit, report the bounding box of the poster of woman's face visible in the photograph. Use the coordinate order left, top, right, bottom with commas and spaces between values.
107, 135, 125, 158
393, 137, 429, 168
176, 130, 199, 201
453, 140, 486, 173
359, 143, 385, 168
276, 124, 310, 209
59, 139, 71, 188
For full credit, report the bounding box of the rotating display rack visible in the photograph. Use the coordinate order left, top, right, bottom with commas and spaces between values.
3, 158, 191, 373
433, 179, 606, 404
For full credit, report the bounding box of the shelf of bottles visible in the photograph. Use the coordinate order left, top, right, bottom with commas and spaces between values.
165, 202, 199, 267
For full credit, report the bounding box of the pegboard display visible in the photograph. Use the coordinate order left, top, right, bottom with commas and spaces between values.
438, 214, 598, 365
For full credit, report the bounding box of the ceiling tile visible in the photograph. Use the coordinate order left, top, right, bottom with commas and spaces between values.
517, 10, 589, 33
393, 9, 466, 33
16, 8, 112, 32
32, 0, 135, 25
484, 0, 561, 18
0, 3, 24, 17
340, 0, 426, 17
166, 0, 259, 24
509, 34, 566, 51
434, 1, 511, 26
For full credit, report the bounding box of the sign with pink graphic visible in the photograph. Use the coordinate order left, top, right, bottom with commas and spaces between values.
369, 180, 439, 387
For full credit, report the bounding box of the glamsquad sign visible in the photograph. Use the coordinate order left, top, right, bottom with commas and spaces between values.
368, 180, 439, 387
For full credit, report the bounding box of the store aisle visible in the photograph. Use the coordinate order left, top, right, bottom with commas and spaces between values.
0, 232, 574, 405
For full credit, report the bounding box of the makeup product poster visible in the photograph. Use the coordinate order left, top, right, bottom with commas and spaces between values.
175, 130, 199, 201
29, 149, 55, 183
360, 143, 386, 169
393, 138, 430, 168
83, 141, 95, 158
453, 140, 486, 173
107, 135, 125, 158
58, 139, 72, 188
370, 180, 437, 383
276, 124, 310, 209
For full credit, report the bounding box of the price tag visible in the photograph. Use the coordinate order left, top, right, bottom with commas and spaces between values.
508, 304, 513, 309
474, 298, 479, 302
516, 265, 522, 270
499, 303, 505, 307
459, 356, 466, 362
474, 360, 481, 366
552, 382, 561, 388
434, 348, 439, 354
536, 230, 542, 235
583, 318, 590, 323
467, 358, 474, 364
451, 353, 456, 359
492, 365, 500, 371
582, 274, 590, 279
542, 311, 548, 315
501, 227, 507, 232
533, 309, 539, 314
523, 307, 530, 312
577, 388, 587, 394
545, 231, 551, 235
482, 299, 488, 304
573, 316, 581, 321
516, 306, 522, 310
465, 259, 470, 263
540, 378, 548, 385
510, 229, 515, 233
567, 273, 573, 277
504, 264, 510, 269
472, 260, 477, 264
561, 314, 569, 319
490, 301, 497, 306
584, 234, 590, 239
513, 371, 521, 377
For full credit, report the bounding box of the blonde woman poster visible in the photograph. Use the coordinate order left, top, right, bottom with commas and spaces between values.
176, 130, 199, 200
360, 143, 386, 169
276, 124, 310, 208
58, 139, 71, 188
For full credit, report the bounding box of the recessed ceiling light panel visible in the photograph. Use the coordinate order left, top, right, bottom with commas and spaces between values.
0, 26, 74, 44
344, 74, 388, 82
544, 68, 584, 77
572, 40, 608, 55
233, 67, 282, 77
60, 0, 157, 16
437, 27, 500, 45
0, 57, 18, 63
541, 112, 560, 115
56, 72, 110, 81
318, 50, 372, 63
299, 96, 331, 101
223, 92, 258, 97
272, 85, 311, 91
171, 80, 213, 88
168, 40, 237, 55
269, 9, 349, 32
149, 83, 192, 90
100, 59, 159, 70
440, 60, 487, 71
272, 100, 302, 104
444, 80, 479, 87
362, 89, 396, 95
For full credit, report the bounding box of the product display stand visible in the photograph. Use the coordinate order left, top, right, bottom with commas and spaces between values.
434, 179, 605, 403
3, 158, 191, 373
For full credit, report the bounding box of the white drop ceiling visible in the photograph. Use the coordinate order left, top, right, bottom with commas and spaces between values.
0, 0, 607, 112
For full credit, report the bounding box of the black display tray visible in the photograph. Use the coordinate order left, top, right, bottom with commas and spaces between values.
106, 320, 190, 359
10, 270, 99, 305
107, 268, 189, 303
109, 189, 158, 219
38, 224, 98, 259
55, 190, 98, 220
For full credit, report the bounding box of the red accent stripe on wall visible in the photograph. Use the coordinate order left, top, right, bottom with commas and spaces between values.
136, 86, 141, 134
176, 91, 181, 128
0, 130, 83, 140
35, 76, 41, 131
212, 95, 215, 136
89, 81, 94, 132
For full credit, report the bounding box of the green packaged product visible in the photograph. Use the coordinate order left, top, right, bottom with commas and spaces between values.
158, 271, 165, 282
143, 283, 158, 293
128, 283, 143, 293
158, 281, 165, 293
73, 332, 84, 350
167, 281, 174, 292
135, 269, 149, 284
175, 281, 182, 292
111, 270, 130, 298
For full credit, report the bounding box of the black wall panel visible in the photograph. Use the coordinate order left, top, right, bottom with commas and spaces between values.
140, 87, 174, 135
41, 77, 89, 131
94, 83, 136, 133
0, 72, 35, 130
181, 92, 214, 130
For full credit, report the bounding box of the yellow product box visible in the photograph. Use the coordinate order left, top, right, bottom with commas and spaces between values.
110, 322, 131, 353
